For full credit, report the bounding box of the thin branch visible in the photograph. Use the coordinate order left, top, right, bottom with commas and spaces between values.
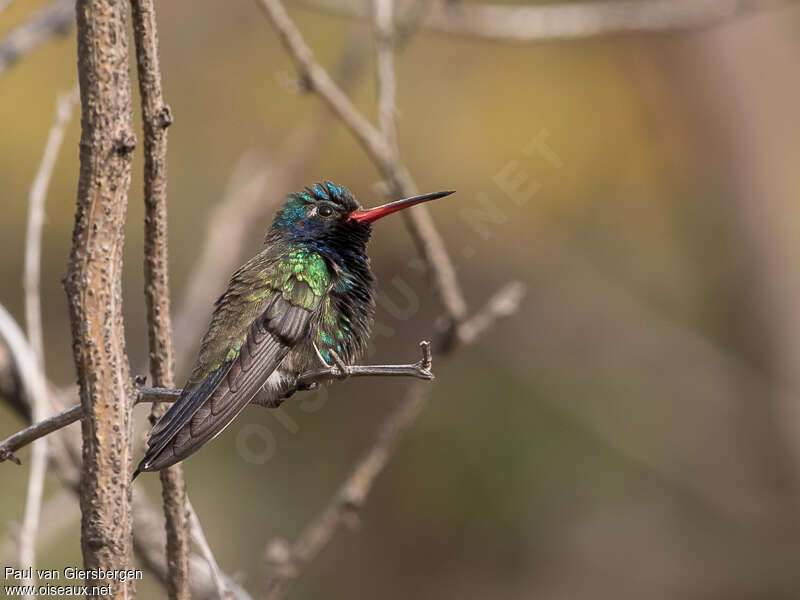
454, 280, 527, 347
0, 343, 434, 462
260, 286, 523, 599
130, 0, 190, 597
0, 489, 78, 565
0, 317, 242, 599
254, 0, 468, 323
0, 0, 74, 77
25, 87, 78, 368
294, 0, 795, 42
0, 305, 49, 597
187, 499, 234, 600
255, 340, 434, 406
67, 0, 137, 591
0, 404, 81, 465
248, 3, 523, 595
19, 87, 77, 599
374, 0, 397, 156
254, 0, 389, 169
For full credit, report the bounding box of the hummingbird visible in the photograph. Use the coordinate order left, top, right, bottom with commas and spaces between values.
134, 182, 454, 477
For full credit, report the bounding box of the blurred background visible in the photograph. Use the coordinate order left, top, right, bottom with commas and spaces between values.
4, 0, 800, 598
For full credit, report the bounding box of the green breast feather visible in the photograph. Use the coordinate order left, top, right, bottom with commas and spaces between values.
189, 247, 331, 384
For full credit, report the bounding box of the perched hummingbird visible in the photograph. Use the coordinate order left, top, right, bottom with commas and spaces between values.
134, 182, 454, 477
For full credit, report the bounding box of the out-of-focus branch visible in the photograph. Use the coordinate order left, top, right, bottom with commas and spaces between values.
130, 1, 190, 597
0, 305, 49, 598
254, 0, 468, 324
294, 0, 794, 42
251, 2, 524, 596
19, 87, 77, 599
454, 281, 527, 346
133, 489, 254, 600
187, 499, 234, 600
260, 285, 524, 599
66, 0, 137, 593
0, 490, 78, 566
25, 87, 78, 369
374, 0, 397, 156
0, 0, 74, 77
0, 313, 243, 599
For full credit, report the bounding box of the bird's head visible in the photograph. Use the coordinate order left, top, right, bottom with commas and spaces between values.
268, 181, 454, 256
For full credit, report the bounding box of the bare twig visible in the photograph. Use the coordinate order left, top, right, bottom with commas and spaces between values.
254, 0, 468, 323
0, 489, 78, 565
0, 317, 242, 599
0, 404, 82, 465
18, 86, 77, 599
455, 281, 527, 346
374, 0, 397, 156
130, 0, 190, 597
294, 0, 795, 42
249, 3, 525, 595
187, 499, 234, 600
132, 489, 253, 600
0, 343, 434, 462
0, 305, 49, 597
25, 87, 79, 368
260, 287, 522, 599
67, 0, 137, 593
0, 0, 74, 77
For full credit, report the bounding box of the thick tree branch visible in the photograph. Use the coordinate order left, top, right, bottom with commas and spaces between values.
0, 0, 74, 77
295, 0, 794, 42
66, 0, 137, 595
129, 0, 190, 597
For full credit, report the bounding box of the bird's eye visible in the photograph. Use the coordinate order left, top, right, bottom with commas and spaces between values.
317, 204, 334, 217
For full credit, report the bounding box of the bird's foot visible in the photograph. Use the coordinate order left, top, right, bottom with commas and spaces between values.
312, 343, 350, 380
328, 348, 351, 380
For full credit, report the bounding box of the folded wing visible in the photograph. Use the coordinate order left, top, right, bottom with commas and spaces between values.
134, 292, 312, 476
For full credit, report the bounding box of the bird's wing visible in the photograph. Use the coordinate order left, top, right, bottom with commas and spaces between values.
135, 252, 330, 476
